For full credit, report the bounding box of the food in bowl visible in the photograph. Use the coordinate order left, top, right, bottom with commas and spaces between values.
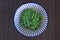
14, 3, 48, 37
20, 8, 43, 31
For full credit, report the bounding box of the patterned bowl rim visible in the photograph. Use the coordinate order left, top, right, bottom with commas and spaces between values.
14, 3, 48, 37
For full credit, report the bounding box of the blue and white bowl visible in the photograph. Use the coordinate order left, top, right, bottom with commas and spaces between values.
14, 3, 48, 37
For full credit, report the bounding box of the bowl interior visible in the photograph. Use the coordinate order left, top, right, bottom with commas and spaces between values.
14, 3, 48, 37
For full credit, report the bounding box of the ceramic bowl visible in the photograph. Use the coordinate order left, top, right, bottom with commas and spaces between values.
14, 3, 48, 37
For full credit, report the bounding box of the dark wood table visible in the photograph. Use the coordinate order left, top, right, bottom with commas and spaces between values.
0, 0, 56, 40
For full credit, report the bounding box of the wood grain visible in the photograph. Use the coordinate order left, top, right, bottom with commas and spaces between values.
0, 0, 55, 40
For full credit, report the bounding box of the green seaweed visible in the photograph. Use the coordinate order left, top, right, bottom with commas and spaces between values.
20, 8, 43, 31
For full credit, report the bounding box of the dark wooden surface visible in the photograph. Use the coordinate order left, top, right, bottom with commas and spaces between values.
56, 0, 60, 40
0, 0, 56, 40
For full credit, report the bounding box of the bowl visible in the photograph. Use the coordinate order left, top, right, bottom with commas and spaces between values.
14, 3, 48, 37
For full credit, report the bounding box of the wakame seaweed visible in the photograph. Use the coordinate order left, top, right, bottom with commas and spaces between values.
20, 8, 43, 31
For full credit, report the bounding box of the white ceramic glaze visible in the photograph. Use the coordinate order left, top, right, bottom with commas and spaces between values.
14, 3, 48, 37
